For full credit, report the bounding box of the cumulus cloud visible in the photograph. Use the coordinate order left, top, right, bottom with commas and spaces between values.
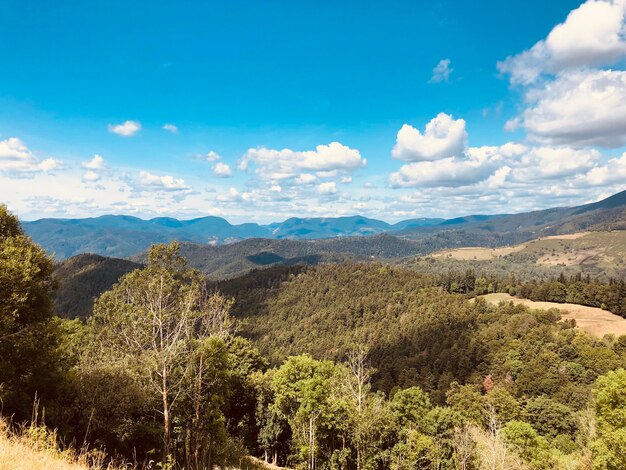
486, 166, 512, 188
392, 113, 467, 161
317, 181, 337, 195
498, 0, 626, 85
389, 143, 525, 188
212, 162, 232, 178
582, 152, 626, 186
0, 137, 62, 175
80, 155, 108, 184
162, 123, 179, 133
81, 154, 105, 170
390, 156, 496, 188
217, 187, 242, 202
136, 171, 190, 192
295, 173, 317, 185
429, 59, 453, 83
82, 170, 101, 182
108, 120, 141, 137
239, 142, 366, 181
498, 1, 626, 148
518, 69, 626, 147
206, 151, 221, 162
512, 146, 599, 180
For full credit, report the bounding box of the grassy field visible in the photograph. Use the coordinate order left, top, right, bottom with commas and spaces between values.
430, 230, 626, 273
480, 293, 626, 338
432, 244, 527, 260
0, 434, 92, 470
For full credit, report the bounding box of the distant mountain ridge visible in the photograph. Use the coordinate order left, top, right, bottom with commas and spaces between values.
21, 189, 626, 259
23, 214, 443, 258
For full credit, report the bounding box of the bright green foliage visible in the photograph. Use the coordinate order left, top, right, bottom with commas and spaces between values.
502, 420, 556, 469
592, 369, 626, 469
5, 204, 626, 469
271, 354, 338, 468
594, 369, 626, 430
446, 384, 485, 425
391, 386, 432, 429
524, 397, 577, 438
390, 429, 436, 469
485, 386, 520, 424
89, 242, 240, 467
0, 205, 60, 419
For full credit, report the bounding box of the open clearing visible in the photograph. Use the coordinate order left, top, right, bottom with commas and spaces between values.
432, 244, 527, 260
432, 231, 626, 271
480, 292, 626, 338
432, 232, 592, 261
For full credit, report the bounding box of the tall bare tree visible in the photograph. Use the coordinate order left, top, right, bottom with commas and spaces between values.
90, 242, 233, 462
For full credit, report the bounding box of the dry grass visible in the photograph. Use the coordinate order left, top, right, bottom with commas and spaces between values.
0, 418, 120, 470
431, 231, 626, 271
432, 244, 527, 261
480, 293, 626, 337
0, 432, 90, 470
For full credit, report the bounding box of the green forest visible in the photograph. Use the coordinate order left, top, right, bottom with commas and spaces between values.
5, 204, 626, 470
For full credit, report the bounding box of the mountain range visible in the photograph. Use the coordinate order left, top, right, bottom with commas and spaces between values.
24, 189, 626, 260
23, 214, 444, 258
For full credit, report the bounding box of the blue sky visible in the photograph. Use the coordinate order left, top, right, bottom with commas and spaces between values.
1, 0, 625, 222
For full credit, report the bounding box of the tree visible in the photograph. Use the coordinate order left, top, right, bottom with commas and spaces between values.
390, 386, 432, 430
501, 420, 555, 469
271, 355, 337, 469
341, 347, 372, 470
90, 242, 234, 464
390, 429, 436, 470
0, 205, 60, 419
592, 369, 626, 469
524, 397, 576, 438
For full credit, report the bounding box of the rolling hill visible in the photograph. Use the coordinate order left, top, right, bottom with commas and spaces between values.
24, 190, 626, 263
53, 254, 141, 319
398, 190, 626, 241
23, 214, 443, 259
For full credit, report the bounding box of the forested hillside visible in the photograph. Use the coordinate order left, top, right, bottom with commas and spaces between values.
53, 254, 141, 318
6, 204, 626, 469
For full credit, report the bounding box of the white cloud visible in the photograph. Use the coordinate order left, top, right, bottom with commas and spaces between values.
270, 185, 282, 192
81, 154, 105, 170
108, 120, 141, 137
162, 123, 179, 134
486, 166, 511, 188
582, 152, 626, 185
212, 162, 233, 178
389, 156, 496, 188
429, 59, 453, 83
206, 151, 221, 162
392, 113, 467, 161
317, 181, 337, 195
498, 0, 626, 85
0, 137, 62, 175
239, 142, 366, 181
518, 69, 626, 147
217, 187, 242, 202
498, 1, 626, 148
295, 173, 317, 185
80, 155, 107, 184
136, 171, 190, 191
512, 146, 599, 180
389, 142, 525, 188
82, 170, 101, 182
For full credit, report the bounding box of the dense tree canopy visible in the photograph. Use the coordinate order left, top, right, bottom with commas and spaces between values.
3, 204, 626, 469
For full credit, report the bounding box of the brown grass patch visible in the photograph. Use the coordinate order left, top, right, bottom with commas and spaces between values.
480, 293, 626, 338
